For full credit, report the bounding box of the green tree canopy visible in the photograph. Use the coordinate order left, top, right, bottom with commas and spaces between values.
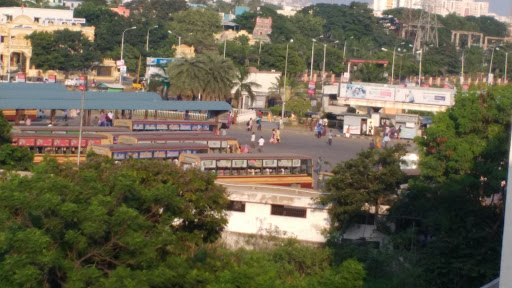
0, 157, 228, 287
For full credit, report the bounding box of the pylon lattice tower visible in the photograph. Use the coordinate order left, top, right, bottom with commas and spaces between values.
413, 0, 439, 52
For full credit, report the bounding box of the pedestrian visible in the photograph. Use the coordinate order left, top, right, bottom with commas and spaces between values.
328, 130, 333, 145
250, 132, 256, 148
64, 109, 68, 121
257, 117, 262, 131
276, 128, 281, 143
249, 118, 253, 131
375, 136, 382, 148
317, 123, 322, 138
247, 118, 252, 131
369, 139, 375, 149
397, 125, 402, 139
258, 136, 265, 152
107, 111, 114, 126
270, 129, 276, 144
314, 156, 322, 174
368, 123, 373, 135
25, 117, 31, 126
227, 111, 232, 128
100, 111, 106, 127
345, 125, 351, 138
383, 134, 391, 147
362, 122, 367, 136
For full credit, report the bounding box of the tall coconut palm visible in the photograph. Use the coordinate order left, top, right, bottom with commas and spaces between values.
232, 66, 261, 109
167, 53, 235, 101
268, 75, 305, 101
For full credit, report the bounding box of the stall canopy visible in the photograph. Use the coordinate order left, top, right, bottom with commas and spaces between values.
0, 83, 232, 112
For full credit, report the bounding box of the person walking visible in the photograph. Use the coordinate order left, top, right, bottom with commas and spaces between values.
227, 111, 232, 128
257, 117, 262, 131
345, 125, 351, 138
250, 132, 256, 148
314, 156, 322, 174
258, 136, 265, 152
317, 123, 322, 138
328, 130, 333, 145
270, 129, 276, 144
100, 111, 106, 127
362, 122, 367, 136
276, 128, 281, 143
383, 134, 391, 147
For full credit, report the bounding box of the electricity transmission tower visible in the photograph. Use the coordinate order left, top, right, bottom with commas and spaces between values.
413, 0, 439, 52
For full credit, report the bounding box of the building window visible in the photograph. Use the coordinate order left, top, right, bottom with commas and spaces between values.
6, 15, 12, 22
354, 213, 376, 225
34, 17, 40, 22
271, 205, 307, 218
227, 201, 245, 212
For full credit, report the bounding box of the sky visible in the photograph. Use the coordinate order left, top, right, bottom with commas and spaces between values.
310, 0, 512, 17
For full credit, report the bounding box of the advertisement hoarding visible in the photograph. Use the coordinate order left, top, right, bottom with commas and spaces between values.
395, 88, 453, 106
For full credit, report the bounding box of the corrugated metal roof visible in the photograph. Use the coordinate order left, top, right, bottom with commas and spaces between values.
0, 83, 232, 111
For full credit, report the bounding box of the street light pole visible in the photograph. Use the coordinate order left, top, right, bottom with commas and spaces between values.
120, 26, 136, 85
391, 47, 396, 84
146, 25, 158, 52
310, 39, 315, 81
461, 51, 465, 85
321, 43, 326, 95
417, 50, 423, 86
77, 62, 99, 168
223, 39, 226, 59
281, 39, 293, 129
488, 46, 496, 85
505, 52, 508, 84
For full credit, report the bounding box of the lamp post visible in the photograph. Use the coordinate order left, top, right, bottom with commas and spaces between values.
488, 46, 497, 85
168, 30, 181, 47
460, 50, 465, 85
416, 50, 423, 86
496, 47, 508, 84
120, 26, 136, 84
146, 25, 158, 52
77, 62, 100, 169
310, 39, 315, 81
223, 39, 227, 59
281, 39, 293, 129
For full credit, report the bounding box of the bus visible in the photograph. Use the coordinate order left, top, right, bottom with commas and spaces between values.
11, 126, 131, 134
88, 143, 210, 162
11, 133, 107, 163
97, 131, 214, 145
118, 135, 240, 153
178, 153, 313, 188
113, 119, 218, 132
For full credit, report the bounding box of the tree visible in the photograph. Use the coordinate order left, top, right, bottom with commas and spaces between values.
0, 157, 228, 287
232, 66, 261, 109
0, 111, 33, 171
167, 53, 236, 101
259, 44, 306, 76
234, 11, 258, 33
268, 75, 305, 102
320, 145, 407, 234
27, 29, 101, 73
168, 8, 222, 53
352, 63, 388, 83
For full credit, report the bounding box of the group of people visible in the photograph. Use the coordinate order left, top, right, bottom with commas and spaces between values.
250, 128, 281, 153
97, 110, 114, 127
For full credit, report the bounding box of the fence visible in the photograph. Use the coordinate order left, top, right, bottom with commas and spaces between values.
132, 110, 208, 120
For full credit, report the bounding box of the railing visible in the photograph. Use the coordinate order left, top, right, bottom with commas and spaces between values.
132, 110, 208, 120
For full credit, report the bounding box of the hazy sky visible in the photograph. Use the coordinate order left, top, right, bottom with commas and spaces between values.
310, 0, 512, 17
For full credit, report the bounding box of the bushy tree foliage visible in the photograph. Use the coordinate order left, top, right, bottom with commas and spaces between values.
0, 157, 229, 287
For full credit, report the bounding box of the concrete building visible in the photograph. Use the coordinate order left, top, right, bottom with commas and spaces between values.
232, 67, 282, 109
374, 0, 490, 18
220, 182, 389, 247
252, 17, 272, 43
0, 7, 74, 24
0, 11, 93, 78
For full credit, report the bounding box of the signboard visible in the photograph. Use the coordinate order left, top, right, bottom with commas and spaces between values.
167, 150, 180, 158
79, 75, 86, 91
120, 65, 127, 75
217, 160, 232, 168
126, 152, 139, 159
192, 125, 203, 131
156, 124, 168, 130
201, 160, 216, 168
88, 140, 101, 145
292, 159, 301, 167
71, 139, 87, 147
307, 81, 316, 95
263, 159, 277, 167
48, 75, 56, 83
248, 159, 262, 168
16, 138, 35, 146
36, 139, 53, 146
146, 57, 174, 66
208, 141, 221, 148
113, 152, 126, 160
232, 160, 247, 168
44, 18, 86, 25
133, 123, 145, 130
53, 139, 70, 147
144, 124, 157, 130
169, 124, 180, 130
278, 159, 292, 167
154, 151, 166, 158
395, 88, 453, 106
139, 151, 153, 159
16, 73, 26, 83
180, 124, 192, 131
116, 60, 125, 67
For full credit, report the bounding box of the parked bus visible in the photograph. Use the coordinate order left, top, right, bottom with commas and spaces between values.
118, 135, 240, 153
11, 133, 107, 163
113, 119, 218, 132
97, 131, 214, 145
12, 126, 131, 134
178, 153, 313, 188
88, 143, 210, 161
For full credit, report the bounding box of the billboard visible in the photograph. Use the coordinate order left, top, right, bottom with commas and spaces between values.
342, 84, 394, 101
395, 87, 453, 106
146, 58, 175, 66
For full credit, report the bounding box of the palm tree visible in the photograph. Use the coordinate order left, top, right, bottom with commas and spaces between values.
232, 66, 261, 109
268, 75, 305, 101
167, 53, 235, 101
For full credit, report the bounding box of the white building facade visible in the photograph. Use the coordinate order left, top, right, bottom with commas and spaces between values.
0, 7, 75, 24
374, 0, 490, 18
